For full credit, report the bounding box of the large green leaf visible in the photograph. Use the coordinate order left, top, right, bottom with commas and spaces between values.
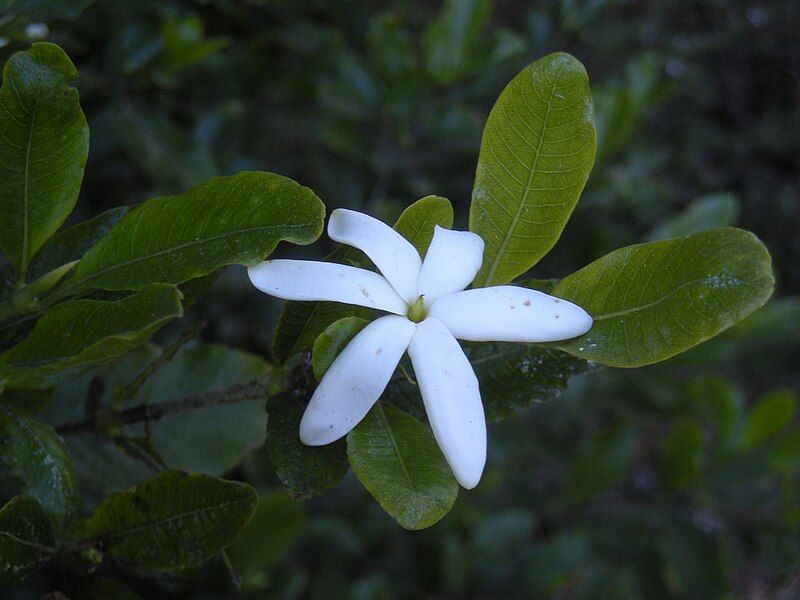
28, 206, 129, 281
265, 395, 349, 500
272, 195, 452, 363
0, 405, 77, 524
80, 471, 257, 573
553, 228, 774, 367
0, 43, 89, 282
130, 344, 270, 475
347, 403, 458, 530
62, 172, 324, 294
469, 52, 596, 287
0, 495, 56, 585
469, 343, 592, 421
0, 284, 183, 385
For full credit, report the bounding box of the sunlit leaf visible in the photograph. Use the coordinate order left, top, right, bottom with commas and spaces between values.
347, 403, 457, 530
553, 228, 774, 367
393, 195, 453, 257
80, 471, 257, 573
470, 52, 596, 287
0, 43, 89, 280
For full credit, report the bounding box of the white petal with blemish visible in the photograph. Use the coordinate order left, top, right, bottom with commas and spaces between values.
417, 226, 484, 306
248, 259, 407, 315
299, 314, 416, 445
408, 317, 486, 489
328, 208, 422, 303
428, 286, 593, 342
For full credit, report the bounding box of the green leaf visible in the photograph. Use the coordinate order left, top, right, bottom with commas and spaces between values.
80, 471, 257, 573
228, 489, 303, 591
553, 228, 775, 367
563, 425, 636, 505
0, 43, 89, 281
265, 395, 349, 501
28, 206, 129, 281
740, 390, 795, 450
659, 419, 704, 489
0, 405, 77, 524
130, 344, 270, 475
0, 495, 56, 585
63, 172, 324, 293
392, 195, 454, 257
0, 284, 183, 385
272, 194, 451, 363
312, 317, 369, 380
648, 193, 740, 241
347, 403, 458, 530
470, 52, 596, 287
63, 576, 143, 600
469, 344, 592, 421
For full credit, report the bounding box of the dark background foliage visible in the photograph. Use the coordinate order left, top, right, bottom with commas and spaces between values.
1, 0, 798, 597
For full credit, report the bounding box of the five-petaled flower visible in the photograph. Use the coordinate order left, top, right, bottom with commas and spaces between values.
249, 209, 593, 489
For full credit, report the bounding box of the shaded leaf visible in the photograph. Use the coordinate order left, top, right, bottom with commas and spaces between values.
0, 405, 77, 524
265, 395, 348, 501
0, 495, 55, 585
659, 419, 704, 489
470, 53, 596, 287
740, 390, 795, 450
648, 193, 740, 241
64, 172, 324, 293
553, 228, 774, 367
0, 284, 183, 385
312, 317, 369, 380
29, 207, 129, 281
63, 576, 143, 600
563, 425, 636, 505
130, 344, 270, 475
0, 43, 89, 279
80, 471, 257, 573
469, 343, 592, 421
347, 403, 458, 530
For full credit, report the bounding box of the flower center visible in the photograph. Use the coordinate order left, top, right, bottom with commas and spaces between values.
406, 295, 426, 323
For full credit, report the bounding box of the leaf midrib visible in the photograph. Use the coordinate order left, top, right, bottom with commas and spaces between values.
0, 530, 56, 553
483, 61, 567, 285
378, 404, 415, 490
20, 99, 39, 281
590, 275, 745, 322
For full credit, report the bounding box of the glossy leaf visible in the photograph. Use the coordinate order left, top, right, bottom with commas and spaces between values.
553, 228, 774, 367
29, 206, 129, 281
272, 194, 451, 363
347, 403, 458, 530
0, 405, 77, 524
469, 343, 592, 421
130, 344, 270, 475
470, 52, 596, 287
265, 395, 349, 500
312, 316, 369, 379
64, 172, 324, 293
0, 495, 55, 585
0, 284, 183, 385
0, 43, 89, 280
81, 471, 257, 573
740, 390, 795, 450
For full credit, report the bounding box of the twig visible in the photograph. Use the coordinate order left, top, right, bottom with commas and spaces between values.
56, 376, 270, 435
219, 548, 243, 592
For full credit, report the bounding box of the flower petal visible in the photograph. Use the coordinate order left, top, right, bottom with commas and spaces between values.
328, 209, 422, 303
248, 259, 407, 315
428, 286, 593, 342
300, 315, 416, 445
417, 225, 484, 306
407, 317, 486, 489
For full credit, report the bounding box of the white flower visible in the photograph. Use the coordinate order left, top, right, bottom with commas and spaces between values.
249, 209, 593, 489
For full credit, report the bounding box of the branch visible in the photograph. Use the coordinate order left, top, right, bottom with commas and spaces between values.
56, 376, 271, 435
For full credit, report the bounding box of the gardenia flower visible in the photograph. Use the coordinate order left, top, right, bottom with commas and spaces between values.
249, 209, 593, 489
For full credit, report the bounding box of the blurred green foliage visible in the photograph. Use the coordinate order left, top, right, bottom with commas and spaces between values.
1, 0, 798, 598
